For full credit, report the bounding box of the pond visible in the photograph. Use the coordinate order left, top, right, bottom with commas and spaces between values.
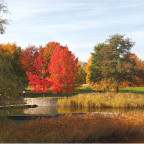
0, 106, 144, 116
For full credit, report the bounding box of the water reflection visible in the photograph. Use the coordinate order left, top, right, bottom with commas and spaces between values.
0, 106, 143, 116
24, 106, 58, 115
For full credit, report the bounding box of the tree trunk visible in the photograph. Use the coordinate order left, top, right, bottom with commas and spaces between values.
116, 85, 119, 93
43, 92, 44, 97
61, 90, 62, 97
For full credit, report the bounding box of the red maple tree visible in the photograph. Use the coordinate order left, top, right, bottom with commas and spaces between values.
26, 56, 51, 97
20, 46, 39, 74
49, 44, 80, 94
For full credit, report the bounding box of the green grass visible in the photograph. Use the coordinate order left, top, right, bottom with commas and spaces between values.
25, 86, 33, 91
25, 85, 144, 98
120, 87, 144, 93
25, 85, 97, 98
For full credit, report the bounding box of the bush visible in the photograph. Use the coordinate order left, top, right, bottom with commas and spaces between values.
0, 112, 144, 143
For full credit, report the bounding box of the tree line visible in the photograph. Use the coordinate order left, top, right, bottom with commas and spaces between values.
1, 1, 144, 102
0, 42, 86, 101
1, 33, 144, 102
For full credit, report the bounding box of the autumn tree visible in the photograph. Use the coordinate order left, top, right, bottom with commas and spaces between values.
38, 42, 60, 66
0, 0, 9, 34
86, 56, 93, 85
131, 54, 144, 86
0, 43, 21, 55
20, 46, 39, 74
87, 44, 113, 91
26, 56, 51, 97
36, 42, 61, 80
49, 44, 80, 94
86, 56, 111, 91
120, 53, 144, 88
89, 34, 137, 92
0, 44, 25, 104
76, 61, 87, 85
0, 43, 26, 84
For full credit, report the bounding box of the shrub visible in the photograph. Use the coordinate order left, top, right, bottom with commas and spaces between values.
0, 112, 144, 143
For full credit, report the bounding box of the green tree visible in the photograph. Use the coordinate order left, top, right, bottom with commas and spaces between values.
90, 34, 136, 92
0, 54, 24, 105
0, 45, 26, 105
90, 43, 106, 83
0, 0, 9, 34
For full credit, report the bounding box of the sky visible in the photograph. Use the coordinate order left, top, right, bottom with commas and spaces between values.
1, 0, 144, 62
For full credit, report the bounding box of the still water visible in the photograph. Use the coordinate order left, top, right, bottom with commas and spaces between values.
0, 106, 143, 116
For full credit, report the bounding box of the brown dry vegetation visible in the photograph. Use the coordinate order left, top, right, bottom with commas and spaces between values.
0, 112, 144, 143
58, 92, 144, 108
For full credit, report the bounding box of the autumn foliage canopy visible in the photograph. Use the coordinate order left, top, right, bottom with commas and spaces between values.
20, 46, 39, 74
26, 43, 80, 94
49, 44, 80, 94
1, 34, 144, 99
86, 34, 144, 92
26, 56, 51, 93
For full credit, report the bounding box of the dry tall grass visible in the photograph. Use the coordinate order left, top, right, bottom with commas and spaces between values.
57, 92, 144, 108
0, 112, 144, 143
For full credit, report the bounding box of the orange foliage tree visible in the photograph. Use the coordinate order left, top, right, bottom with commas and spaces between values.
0, 43, 21, 55
120, 53, 144, 88
38, 42, 60, 65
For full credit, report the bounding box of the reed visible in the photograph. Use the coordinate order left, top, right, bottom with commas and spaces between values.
57, 92, 144, 108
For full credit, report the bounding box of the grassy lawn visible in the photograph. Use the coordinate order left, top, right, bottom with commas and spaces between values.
25, 85, 144, 98
25, 86, 34, 91
25, 85, 97, 98
120, 87, 144, 93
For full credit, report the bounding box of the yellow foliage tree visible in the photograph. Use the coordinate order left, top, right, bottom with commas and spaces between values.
0, 43, 21, 56
86, 56, 92, 84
